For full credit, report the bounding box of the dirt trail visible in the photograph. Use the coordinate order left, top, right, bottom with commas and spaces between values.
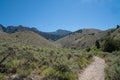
78, 56, 106, 80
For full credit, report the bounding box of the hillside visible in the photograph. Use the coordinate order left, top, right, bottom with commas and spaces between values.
0, 31, 55, 48
55, 27, 120, 49
55, 29, 102, 49
0, 24, 71, 41
0, 31, 93, 80
0, 24, 120, 80
110, 27, 120, 39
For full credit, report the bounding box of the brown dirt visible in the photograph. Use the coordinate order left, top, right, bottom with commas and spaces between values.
78, 56, 106, 80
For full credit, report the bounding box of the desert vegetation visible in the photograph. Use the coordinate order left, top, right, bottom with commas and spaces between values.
93, 51, 120, 80
0, 43, 93, 80
104, 51, 120, 80
103, 37, 120, 80
92, 31, 120, 80
0, 25, 120, 80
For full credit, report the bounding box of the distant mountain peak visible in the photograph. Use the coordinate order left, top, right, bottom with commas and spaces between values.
49, 29, 72, 36
56, 29, 69, 31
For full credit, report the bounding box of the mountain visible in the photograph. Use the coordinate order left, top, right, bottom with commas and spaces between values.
0, 31, 92, 80
0, 24, 119, 80
110, 26, 120, 40
0, 31, 56, 48
48, 29, 72, 36
55, 28, 102, 49
0, 24, 6, 32
55, 27, 120, 49
0, 24, 71, 41
1, 24, 119, 49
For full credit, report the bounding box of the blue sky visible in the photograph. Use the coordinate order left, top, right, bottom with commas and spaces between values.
0, 0, 120, 32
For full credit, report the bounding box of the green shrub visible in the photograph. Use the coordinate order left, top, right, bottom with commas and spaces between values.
105, 52, 120, 80
0, 45, 93, 80
95, 40, 100, 49
103, 37, 120, 52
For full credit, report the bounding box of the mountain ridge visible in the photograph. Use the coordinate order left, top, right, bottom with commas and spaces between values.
55, 26, 120, 49
0, 24, 71, 41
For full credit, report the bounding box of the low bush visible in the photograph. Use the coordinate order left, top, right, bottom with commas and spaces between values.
105, 51, 120, 80
0, 44, 93, 80
103, 37, 120, 52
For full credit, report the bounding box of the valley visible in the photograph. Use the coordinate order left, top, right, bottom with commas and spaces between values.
0, 24, 120, 80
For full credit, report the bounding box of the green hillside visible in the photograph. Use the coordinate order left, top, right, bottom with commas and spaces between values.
0, 26, 120, 80
55, 29, 102, 49
0, 31, 55, 48
0, 30, 93, 80
55, 27, 120, 50
0, 24, 71, 41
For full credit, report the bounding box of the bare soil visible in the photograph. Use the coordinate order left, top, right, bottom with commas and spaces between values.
78, 56, 106, 80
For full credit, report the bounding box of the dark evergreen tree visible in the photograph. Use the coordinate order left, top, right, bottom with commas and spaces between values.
103, 37, 120, 52
116, 25, 120, 29
95, 40, 100, 49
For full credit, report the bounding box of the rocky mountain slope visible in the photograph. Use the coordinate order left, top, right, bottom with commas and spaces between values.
55, 27, 120, 49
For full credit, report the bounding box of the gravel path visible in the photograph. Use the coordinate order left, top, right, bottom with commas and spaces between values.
78, 56, 106, 80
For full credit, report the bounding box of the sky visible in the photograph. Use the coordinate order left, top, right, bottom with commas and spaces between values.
0, 0, 120, 32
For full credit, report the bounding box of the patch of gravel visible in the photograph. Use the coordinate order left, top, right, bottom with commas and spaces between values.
78, 56, 106, 80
